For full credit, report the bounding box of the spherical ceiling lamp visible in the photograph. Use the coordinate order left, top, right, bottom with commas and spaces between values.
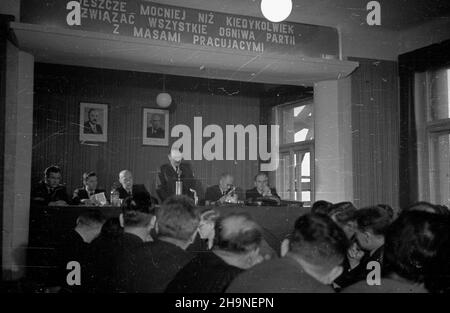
260, 0, 292, 23
156, 92, 172, 108
156, 74, 172, 108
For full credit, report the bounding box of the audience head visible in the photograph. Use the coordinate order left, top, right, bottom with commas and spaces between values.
75, 209, 106, 243
82, 171, 98, 191
44, 165, 62, 188
353, 206, 391, 252
404, 201, 450, 216
289, 213, 349, 284
156, 195, 200, 247
385, 211, 450, 292
214, 213, 263, 269
119, 170, 133, 191
100, 217, 123, 238
120, 196, 155, 228
311, 200, 333, 215
168, 147, 183, 168
219, 173, 234, 191
328, 202, 358, 239
377, 204, 395, 220
254, 172, 269, 192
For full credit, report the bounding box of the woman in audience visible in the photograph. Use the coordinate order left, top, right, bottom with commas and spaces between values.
187, 209, 220, 253
333, 206, 391, 290
344, 210, 450, 292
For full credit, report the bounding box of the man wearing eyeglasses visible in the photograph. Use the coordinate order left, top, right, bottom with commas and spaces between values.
245, 172, 281, 205
204, 173, 239, 205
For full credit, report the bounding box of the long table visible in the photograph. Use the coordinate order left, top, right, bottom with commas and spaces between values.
27, 204, 310, 283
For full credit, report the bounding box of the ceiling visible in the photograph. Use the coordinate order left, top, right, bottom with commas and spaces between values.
11, 23, 358, 87
9, 0, 448, 87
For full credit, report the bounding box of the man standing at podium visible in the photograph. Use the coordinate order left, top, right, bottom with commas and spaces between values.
157, 148, 196, 202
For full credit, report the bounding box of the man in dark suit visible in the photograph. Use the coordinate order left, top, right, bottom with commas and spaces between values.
31, 165, 69, 206
87, 196, 155, 292
72, 172, 106, 205
122, 196, 199, 293
115, 170, 153, 202
52, 209, 106, 292
157, 148, 196, 202
146, 113, 165, 138
226, 213, 349, 293
84, 108, 103, 134
245, 172, 281, 205
204, 173, 240, 205
166, 213, 263, 293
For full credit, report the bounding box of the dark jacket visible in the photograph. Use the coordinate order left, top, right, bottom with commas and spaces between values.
83, 121, 102, 134
116, 184, 150, 200
54, 230, 89, 292
165, 251, 243, 293
245, 187, 281, 202
121, 239, 194, 293
157, 163, 195, 201
146, 126, 165, 138
204, 185, 227, 203
72, 188, 106, 205
31, 180, 69, 206
226, 254, 334, 293
86, 232, 145, 293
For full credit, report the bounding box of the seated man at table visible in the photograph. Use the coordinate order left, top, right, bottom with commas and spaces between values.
245, 172, 281, 205
226, 213, 348, 293
123, 195, 199, 293
31, 165, 69, 206
205, 173, 240, 205
157, 148, 196, 202
53, 209, 106, 292
166, 212, 263, 293
72, 172, 106, 205
115, 170, 153, 201
87, 195, 155, 293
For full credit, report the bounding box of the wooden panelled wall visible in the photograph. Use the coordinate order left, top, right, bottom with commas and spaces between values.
32, 63, 265, 199
349, 57, 400, 209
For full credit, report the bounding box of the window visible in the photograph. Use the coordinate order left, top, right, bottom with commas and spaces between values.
416, 68, 450, 206
274, 99, 314, 206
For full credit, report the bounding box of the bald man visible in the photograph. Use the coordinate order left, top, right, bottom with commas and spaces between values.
165, 213, 263, 293
116, 170, 153, 202
156, 148, 196, 202
205, 173, 240, 205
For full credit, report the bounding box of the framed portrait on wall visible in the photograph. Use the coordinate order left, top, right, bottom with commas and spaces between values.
79, 102, 108, 142
143, 108, 169, 146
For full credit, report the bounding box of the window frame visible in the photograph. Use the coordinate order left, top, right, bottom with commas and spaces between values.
273, 98, 315, 204
417, 68, 450, 204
